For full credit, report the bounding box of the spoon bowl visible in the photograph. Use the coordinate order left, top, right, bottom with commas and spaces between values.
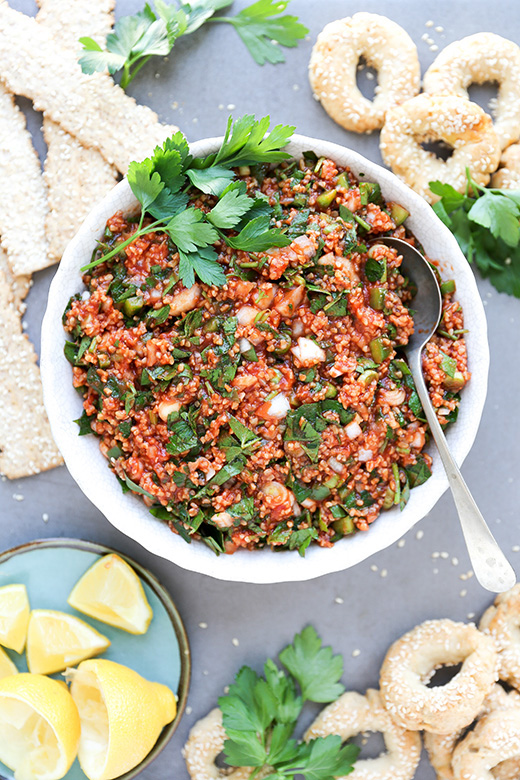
375, 236, 515, 592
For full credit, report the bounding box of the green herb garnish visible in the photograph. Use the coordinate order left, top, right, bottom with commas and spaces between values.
218, 626, 358, 780
79, 0, 308, 88
430, 169, 520, 297
81, 115, 294, 288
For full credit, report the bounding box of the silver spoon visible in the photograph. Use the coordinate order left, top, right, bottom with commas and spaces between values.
375, 236, 515, 593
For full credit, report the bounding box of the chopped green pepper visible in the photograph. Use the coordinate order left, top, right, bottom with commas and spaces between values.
317, 188, 337, 208
370, 337, 391, 364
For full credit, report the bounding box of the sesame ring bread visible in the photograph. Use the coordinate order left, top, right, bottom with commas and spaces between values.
480, 584, 520, 690
304, 688, 421, 780
492, 143, 520, 189
379, 619, 498, 734
379, 94, 501, 203
309, 12, 420, 133
183, 708, 262, 780
424, 685, 520, 780
452, 706, 520, 780
423, 33, 520, 150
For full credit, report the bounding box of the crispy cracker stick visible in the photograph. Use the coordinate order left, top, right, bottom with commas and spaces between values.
0, 246, 31, 315
0, 269, 62, 478
0, 82, 50, 277
37, 0, 119, 261
0, 2, 178, 172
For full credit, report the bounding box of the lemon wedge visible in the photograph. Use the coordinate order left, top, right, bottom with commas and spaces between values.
0, 672, 80, 780
0, 646, 17, 679
26, 610, 110, 675
67, 554, 153, 635
0, 584, 30, 653
68, 658, 176, 780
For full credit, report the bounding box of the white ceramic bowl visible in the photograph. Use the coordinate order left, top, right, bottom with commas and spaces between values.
41, 134, 489, 583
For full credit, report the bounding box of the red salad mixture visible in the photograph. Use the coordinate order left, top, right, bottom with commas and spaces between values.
63, 154, 469, 555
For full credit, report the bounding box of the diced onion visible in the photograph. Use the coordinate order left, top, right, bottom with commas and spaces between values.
266, 392, 290, 419
381, 388, 406, 406
346, 421, 362, 440
236, 305, 259, 326
81, 291, 90, 301
292, 319, 304, 337
358, 449, 373, 462
211, 511, 234, 528
328, 456, 344, 473
239, 337, 253, 353
291, 337, 326, 364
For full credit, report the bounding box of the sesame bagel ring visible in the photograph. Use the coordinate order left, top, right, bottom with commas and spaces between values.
183, 708, 264, 780
379, 619, 498, 734
452, 706, 520, 780
380, 94, 501, 203
492, 144, 520, 189
423, 33, 520, 150
304, 688, 421, 780
480, 584, 520, 690
309, 13, 420, 133
424, 685, 520, 780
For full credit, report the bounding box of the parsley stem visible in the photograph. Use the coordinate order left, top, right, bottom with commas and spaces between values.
80, 219, 165, 272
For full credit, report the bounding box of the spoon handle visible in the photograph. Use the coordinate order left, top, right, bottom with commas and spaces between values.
409, 350, 516, 593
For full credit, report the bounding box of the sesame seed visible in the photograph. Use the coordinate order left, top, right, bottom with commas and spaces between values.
512, 545, 520, 552
370, 564, 378, 572
397, 539, 406, 548
198, 622, 208, 629
452, 557, 459, 566
335, 596, 344, 604
440, 551, 449, 559
352, 649, 361, 657
12, 493, 24, 501
425, 20, 434, 27
460, 589, 467, 597
232, 638, 239, 647
467, 612, 475, 620
435, 26, 444, 32
380, 569, 388, 578
186, 705, 192, 715
42, 512, 49, 522
227, 103, 236, 110
416, 530, 424, 540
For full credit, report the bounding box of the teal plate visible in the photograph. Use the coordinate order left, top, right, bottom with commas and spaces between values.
0, 538, 190, 780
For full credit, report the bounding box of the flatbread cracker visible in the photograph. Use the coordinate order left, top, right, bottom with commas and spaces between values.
0, 269, 62, 478
0, 246, 31, 315
0, 82, 50, 276
37, 0, 119, 262
0, 1, 178, 172
43, 121, 119, 262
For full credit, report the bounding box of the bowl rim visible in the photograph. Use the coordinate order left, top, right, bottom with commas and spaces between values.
0, 536, 191, 780
40, 132, 489, 583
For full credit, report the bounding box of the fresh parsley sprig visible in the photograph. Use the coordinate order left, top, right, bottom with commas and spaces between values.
430, 169, 520, 297
81, 115, 294, 288
79, 0, 308, 88
217, 626, 358, 780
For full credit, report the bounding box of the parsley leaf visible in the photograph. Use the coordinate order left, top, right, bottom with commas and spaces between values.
429, 169, 520, 297
79, 0, 307, 88
295, 736, 359, 780
225, 215, 291, 251
207, 187, 254, 228
279, 626, 345, 703
212, 0, 309, 66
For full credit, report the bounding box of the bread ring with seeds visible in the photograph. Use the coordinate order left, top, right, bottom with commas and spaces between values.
491, 144, 520, 189
309, 13, 420, 134
423, 33, 520, 150
183, 708, 262, 780
380, 94, 501, 203
480, 584, 520, 690
304, 688, 421, 780
452, 706, 520, 780
379, 619, 498, 734
424, 684, 520, 780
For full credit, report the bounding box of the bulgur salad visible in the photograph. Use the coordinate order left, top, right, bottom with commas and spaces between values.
63, 116, 470, 556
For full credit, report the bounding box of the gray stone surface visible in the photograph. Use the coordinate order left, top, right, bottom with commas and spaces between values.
3, 0, 520, 777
